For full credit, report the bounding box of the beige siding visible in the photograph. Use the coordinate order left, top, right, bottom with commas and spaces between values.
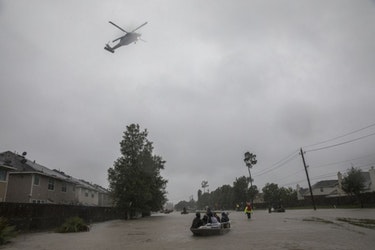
0, 167, 11, 202
6, 173, 78, 204
6, 174, 33, 203
98, 192, 113, 207
0, 182, 7, 202
76, 187, 99, 206
31, 174, 77, 204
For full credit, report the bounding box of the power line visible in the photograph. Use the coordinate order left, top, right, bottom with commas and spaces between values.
304, 122, 375, 148
253, 150, 297, 175
312, 152, 375, 169
310, 172, 339, 180
275, 169, 305, 182
305, 131, 375, 153
253, 150, 299, 177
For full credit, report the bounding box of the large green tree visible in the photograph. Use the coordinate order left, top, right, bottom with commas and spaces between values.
262, 183, 297, 207
342, 167, 366, 207
108, 124, 168, 217
233, 176, 250, 205
262, 183, 280, 206
279, 187, 297, 205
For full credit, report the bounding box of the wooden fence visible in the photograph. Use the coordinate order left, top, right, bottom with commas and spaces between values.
0, 202, 126, 232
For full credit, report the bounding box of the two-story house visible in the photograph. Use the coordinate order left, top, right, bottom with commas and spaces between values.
0, 151, 78, 204
52, 169, 112, 206
1, 151, 112, 206
298, 167, 375, 199
94, 184, 113, 207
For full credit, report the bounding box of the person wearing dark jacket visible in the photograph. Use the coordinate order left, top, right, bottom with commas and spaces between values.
191, 212, 203, 229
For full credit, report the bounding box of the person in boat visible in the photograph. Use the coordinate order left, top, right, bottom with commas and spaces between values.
221, 212, 230, 228
213, 212, 221, 222
206, 210, 213, 223
244, 202, 253, 219
202, 214, 209, 225
191, 212, 203, 229
205, 211, 220, 226
221, 212, 229, 223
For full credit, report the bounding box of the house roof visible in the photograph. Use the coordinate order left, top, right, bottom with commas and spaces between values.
298, 187, 309, 195
0, 161, 17, 170
51, 169, 104, 192
26, 160, 73, 181
312, 180, 338, 189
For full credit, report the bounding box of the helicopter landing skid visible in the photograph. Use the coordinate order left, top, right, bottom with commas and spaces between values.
104, 46, 114, 53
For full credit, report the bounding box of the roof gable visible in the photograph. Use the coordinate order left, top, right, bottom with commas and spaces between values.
312, 180, 338, 188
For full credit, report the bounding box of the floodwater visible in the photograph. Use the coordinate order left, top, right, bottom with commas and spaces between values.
3, 209, 375, 250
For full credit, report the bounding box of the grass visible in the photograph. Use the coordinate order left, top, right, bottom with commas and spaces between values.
302, 217, 334, 224
56, 217, 90, 233
303, 216, 375, 230
0, 217, 18, 245
336, 217, 375, 229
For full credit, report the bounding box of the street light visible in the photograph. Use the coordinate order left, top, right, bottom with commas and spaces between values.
244, 151, 257, 196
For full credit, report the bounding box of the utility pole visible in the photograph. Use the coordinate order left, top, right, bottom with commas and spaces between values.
300, 148, 316, 210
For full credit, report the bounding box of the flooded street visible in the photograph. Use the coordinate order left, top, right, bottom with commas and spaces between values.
3, 208, 375, 250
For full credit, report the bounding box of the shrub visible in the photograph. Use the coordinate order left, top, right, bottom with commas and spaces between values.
56, 217, 90, 233
0, 217, 17, 245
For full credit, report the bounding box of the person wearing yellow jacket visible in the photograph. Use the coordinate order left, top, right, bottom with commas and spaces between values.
244, 202, 253, 219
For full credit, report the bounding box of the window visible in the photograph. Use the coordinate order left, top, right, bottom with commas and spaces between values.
0, 169, 6, 181
32, 199, 45, 204
61, 182, 67, 192
91, 193, 94, 198
320, 187, 324, 192
48, 179, 55, 190
33, 175, 40, 185
85, 191, 89, 197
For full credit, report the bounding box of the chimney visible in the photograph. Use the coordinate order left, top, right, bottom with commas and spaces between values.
337, 172, 343, 193
369, 167, 375, 191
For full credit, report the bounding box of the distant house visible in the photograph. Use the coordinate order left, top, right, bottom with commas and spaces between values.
74, 179, 100, 206
298, 167, 375, 199
94, 184, 113, 207
297, 180, 340, 200
296, 184, 308, 200
52, 169, 112, 207
311, 180, 343, 197
253, 193, 264, 203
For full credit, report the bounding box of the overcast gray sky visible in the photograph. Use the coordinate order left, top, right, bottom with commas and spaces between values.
1, 0, 375, 204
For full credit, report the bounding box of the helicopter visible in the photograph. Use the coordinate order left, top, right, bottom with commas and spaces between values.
104, 21, 148, 53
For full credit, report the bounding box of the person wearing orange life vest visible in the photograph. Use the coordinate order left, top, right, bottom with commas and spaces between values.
244, 202, 253, 219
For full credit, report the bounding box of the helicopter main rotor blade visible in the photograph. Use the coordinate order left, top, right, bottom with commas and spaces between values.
131, 22, 148, 32
109, 21, 128, 33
